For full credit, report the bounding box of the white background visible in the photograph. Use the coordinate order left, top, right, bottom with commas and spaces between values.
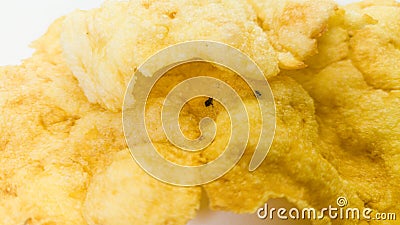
0, 0, 101, 65
0, 1, 358, 225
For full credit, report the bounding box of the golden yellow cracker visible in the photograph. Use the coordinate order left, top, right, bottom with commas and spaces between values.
248, 0, 338, 69
203, 76, 364, 225
349, 2, 400, 90
294, 61, 400, 217
2, 1, 399, 225
84, 150, 200, 225
61, 0, 279, 111
141, 61, 260, 166
0, 18, 201, 225
0, 19, 93, 225
285, 1, 400, 223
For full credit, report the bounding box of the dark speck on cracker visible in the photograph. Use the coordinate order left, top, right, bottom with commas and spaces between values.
205, 97, 213, 107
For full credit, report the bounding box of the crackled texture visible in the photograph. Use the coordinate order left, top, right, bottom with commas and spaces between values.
203, 76, 366, 225
129, 58, 367, 225
294, 61, 400, 212
84, 150, 200, 225
1, 1, 400, 225
284, 1, 400, 224
136, 61, 269, 167
0, 18, 201, 225
348, 1, 400, 90
61, 0, 279, 111
248, 0, 338, 69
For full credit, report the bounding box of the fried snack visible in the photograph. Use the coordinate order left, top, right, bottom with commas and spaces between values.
123, 54, 365, 224
203, 76, 364, 225
0, 18, 201, 225
1, 0, 400, 225
141, 61, 245, 167
204, 1, 400, 223
61, 0, 279, 111
247, 0, 338, 69
123, 56, 365, 224
295, 61, 400, 215
284, 1, 400, 223
347, 2, 400, 90
84, 150, 200, 225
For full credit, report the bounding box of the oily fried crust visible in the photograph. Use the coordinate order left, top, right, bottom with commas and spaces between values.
133, 57, 366, 225
0, 18, 200, 225
1, 1, 399, 225
84, 150, 200, 225
348, 2, 400, 90
203, 76, 364, 225
0, 18, 93, 225
285, 1, 400, 223
298, 61, 400, 214
248, 0, 338, 69
61, 0, 279, 111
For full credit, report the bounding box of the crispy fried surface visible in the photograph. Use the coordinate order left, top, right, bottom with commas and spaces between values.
61, 0, 279, 111
296, 61, 400, 212
248, 0, 338, 69
201, 1, 400, 223
348, 2, 400, 90
1, 0, 399, 225
0, 18, 200, 225
203, 76, 365, 225
127, 54, 365, 224
84, 150, 200, 225
284, 1, 400, 223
